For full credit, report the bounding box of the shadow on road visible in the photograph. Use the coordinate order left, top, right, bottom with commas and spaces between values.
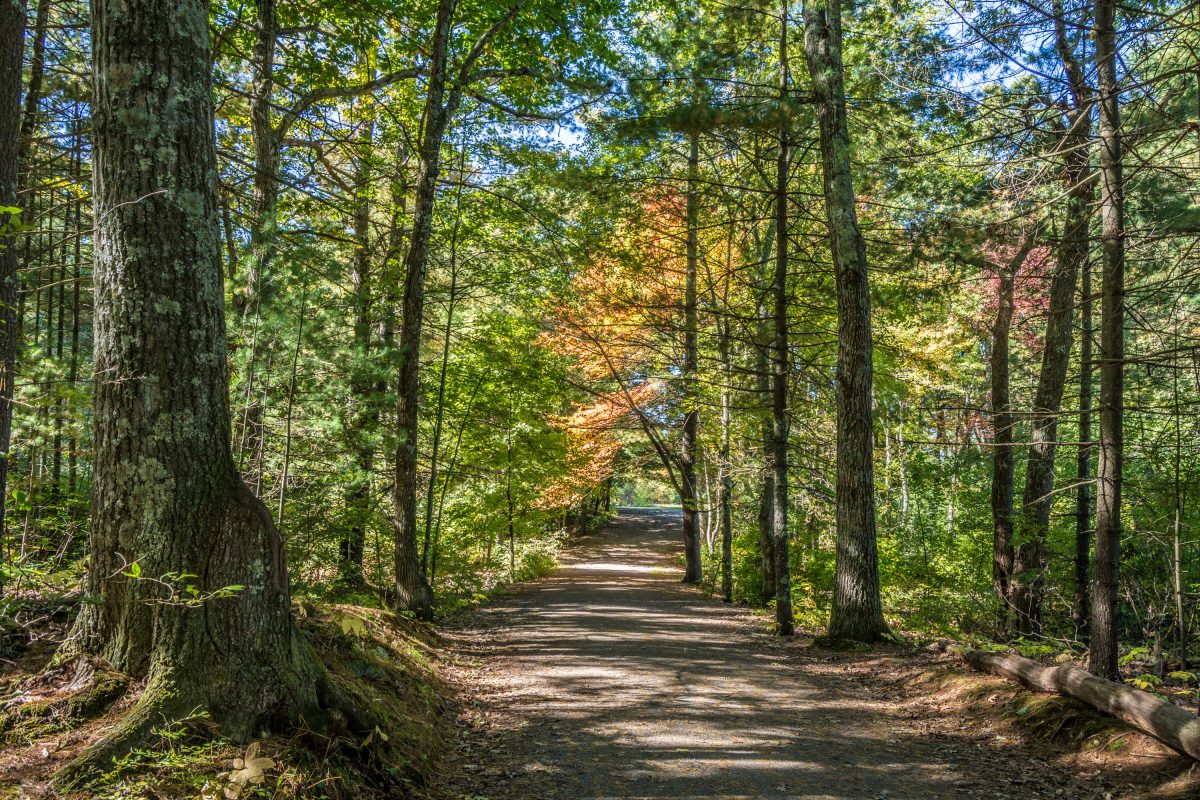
444, 508, 1132, 800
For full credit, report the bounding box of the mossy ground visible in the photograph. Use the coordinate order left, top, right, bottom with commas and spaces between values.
0, 603, 455, 799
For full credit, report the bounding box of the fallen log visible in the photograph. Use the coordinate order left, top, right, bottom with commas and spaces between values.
960, 647, 1200, 760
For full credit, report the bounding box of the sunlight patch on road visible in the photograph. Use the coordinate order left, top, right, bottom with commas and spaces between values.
569, 562, 669, 574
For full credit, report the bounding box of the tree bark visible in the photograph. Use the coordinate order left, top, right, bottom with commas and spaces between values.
393, 0, 459, 618
0, 0, 23, 590
772, 1, 794, 636
680, 130, 702, 583
57, 0, 337, 779
804, 0, 886, 642
1090, 0, 1124, 681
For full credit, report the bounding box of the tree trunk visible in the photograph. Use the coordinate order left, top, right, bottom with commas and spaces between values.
277, 288, 306, 526
506, 441, 515, 579
756, 224, 777, 604
5, 0, 47, 556
718, 298, 733, 603
52, 183, 66, 497
804, 0, 886, 643
1043, 1, 1096, 640
393, 0, 459, 619
0, 0, 23, 590
57, 0, 337, 780
680, 130, 702, 583
245, 0, 278, 310
422, 149, 464, 576
67, 120, 83, 503
772, 1, 794, 636
1172, 315, 1186, 666
15, 0, 47, 187
420, 277, 454, 574
1090, 0, 1124, 681
1075, 235, 1093, 638
339, 113, 376, 588
1010, 6, 1094, 637
235, 0, 279, 491
988, 238, 1034, 630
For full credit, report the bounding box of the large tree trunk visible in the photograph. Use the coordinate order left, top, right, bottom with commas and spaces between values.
0, 0, 23, 591
1090, 0, 1125, 681
57, 0, 336, 780
393, 0, 459, 618
804, 0, 886, 643
962, 648, 1200, 761
771, 1, 794, 636
679, 130, 702, 583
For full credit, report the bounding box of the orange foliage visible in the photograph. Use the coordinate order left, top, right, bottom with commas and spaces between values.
537, 187, 698, 510
537, 384, 659, 511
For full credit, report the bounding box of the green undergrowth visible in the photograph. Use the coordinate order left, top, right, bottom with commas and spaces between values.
429, 522, 586, 616
1, 603, 453, 800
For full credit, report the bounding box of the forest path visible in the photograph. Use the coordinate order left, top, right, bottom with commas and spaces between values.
438, 508, 1131, 799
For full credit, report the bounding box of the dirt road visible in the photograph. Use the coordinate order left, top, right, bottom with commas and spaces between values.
440, 508, 1178, 799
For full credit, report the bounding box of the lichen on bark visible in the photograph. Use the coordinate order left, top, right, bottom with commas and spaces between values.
50, 0, 355, 784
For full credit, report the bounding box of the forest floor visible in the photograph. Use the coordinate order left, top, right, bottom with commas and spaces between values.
436, 507, 1200, 800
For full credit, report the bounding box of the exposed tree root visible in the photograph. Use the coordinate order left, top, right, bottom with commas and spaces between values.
0, 657, 128, 744
45, 640, 384, 791
51, 673, 191, 790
